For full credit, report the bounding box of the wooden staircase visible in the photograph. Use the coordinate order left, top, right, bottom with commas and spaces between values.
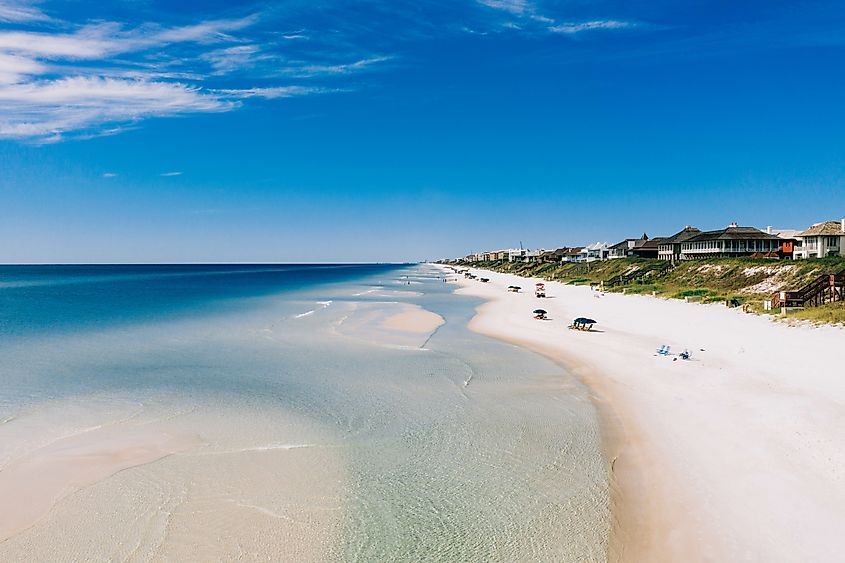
771, 270, 845, 308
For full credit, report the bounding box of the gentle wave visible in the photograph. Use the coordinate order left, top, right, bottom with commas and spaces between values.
293, 300, 332, 318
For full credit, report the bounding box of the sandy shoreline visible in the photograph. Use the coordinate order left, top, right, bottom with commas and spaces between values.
0, 423, 201, 541
439, 265, 845, 562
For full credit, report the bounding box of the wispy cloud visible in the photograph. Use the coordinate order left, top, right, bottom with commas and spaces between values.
201, 44, 266, 74
160, 171, 183, 176
291, 56, 392, 78
0, 77, 234, 141
476, 0, 531, 16
549, 20, 632, 34
0, 7, 375, 142
0, 1, 49, 23
475, 0, 632, 35
219, 86, 334, 99
102, 172, 118, 178
0, 1, 641, 143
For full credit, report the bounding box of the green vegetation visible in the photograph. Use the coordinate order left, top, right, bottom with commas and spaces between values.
784, 301, 845, 326
447, 256, 845, 324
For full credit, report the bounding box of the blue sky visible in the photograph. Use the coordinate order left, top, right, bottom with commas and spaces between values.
1, 0, 844, 262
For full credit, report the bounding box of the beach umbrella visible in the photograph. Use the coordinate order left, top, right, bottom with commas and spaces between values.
533, 309, 547, 314
535, 283, 544, 286
576, 317, 597, 324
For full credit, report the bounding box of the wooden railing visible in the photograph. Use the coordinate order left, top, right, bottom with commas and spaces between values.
771, 270, 845, 308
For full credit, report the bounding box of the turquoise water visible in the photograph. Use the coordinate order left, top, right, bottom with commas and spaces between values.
0, 264, 610, 561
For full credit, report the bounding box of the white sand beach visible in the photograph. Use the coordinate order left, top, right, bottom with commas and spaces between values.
443, 266, 845, 562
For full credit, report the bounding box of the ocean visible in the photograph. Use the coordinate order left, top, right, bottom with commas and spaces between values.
0, 264, 610, 561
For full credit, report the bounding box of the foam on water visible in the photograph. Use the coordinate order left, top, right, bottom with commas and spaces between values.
0, 264, 611, 561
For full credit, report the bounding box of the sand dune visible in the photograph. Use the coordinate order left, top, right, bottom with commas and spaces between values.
443, 265, 845, 562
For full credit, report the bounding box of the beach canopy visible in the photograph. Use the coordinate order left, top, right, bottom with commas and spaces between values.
574, 317, 597, 324
508, 285, 521, 289
535, 283, 544, 286
533, 309, 547, 314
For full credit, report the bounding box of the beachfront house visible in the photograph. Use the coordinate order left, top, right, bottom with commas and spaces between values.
794, 220, 845, 258
679, 224, 784, 259
631, 237, 663, 259
540, 247, 576, 263
658, 226, 702, 262
508, 248, 526, 262
608, 233, 649, 259
580, 242, 610, 262
562, 247, 583, 262
523, 249, 546, 263
608, 233, 663, 259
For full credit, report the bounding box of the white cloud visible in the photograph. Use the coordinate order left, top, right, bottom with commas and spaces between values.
160, 171, 182, 176
549, 20, 632, 34
294, 56, 391, 77
146, 15, 259, 45
0, 77, 235, 141
102, 172, 118, 177
0, 16, 260, 61
475, 1, 632, 37
201, 44, 266, 74
0, 27, 117, 59
219, 86, 332, 99
0, 8, 389, 142
0, 1, 49, 23
476, 0, 531, 16
0, 53, 44, 83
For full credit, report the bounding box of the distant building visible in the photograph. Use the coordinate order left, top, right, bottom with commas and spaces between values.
794, 219, 845, 258
631, 237, 664, 259
679, 224, 783, 259
608, 233, 663, 259
658, 226, 702, 261
763, 227, 801, 259
562, 247, 583, 262
580, 242, 610, 262
608, 233, 649, 259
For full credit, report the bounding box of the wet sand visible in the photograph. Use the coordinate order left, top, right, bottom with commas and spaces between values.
0, 424, 201, 541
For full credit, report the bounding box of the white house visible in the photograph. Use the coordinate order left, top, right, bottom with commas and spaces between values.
794, 219, 845, 258
579, 242, 610, 262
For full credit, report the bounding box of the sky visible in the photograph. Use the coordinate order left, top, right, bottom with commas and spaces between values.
1, 0, 844, 263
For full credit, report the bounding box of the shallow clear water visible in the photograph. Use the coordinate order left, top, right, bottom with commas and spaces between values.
0, 264, 610, 561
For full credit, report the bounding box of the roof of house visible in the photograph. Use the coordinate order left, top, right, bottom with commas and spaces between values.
798, 221, 845, 236
661, 226, 702, 244
609, 239, 635, 250
636, 237, 664, 250
564, 247, 583, 256
686, 226, 780, 242
769, 229, 801, 239
610, 233, 650, 249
